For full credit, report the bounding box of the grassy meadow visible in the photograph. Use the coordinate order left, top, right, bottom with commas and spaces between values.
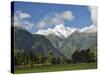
15, 63, 97, 74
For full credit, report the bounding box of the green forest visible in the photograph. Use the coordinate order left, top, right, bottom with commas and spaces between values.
14, 48, 96, 67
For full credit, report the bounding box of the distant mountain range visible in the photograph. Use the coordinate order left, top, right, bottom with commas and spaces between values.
14, 26, 63, 57
36, 24, 97, 39
36, 24, 97, 58
13, 24, 97, 59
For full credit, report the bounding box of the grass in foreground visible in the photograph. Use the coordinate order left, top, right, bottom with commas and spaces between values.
15, 63, 97, 74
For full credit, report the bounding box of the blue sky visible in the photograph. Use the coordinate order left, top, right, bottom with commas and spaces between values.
12, 1, 93, 33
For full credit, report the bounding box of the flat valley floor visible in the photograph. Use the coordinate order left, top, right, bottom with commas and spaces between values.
15, 63, 97, 74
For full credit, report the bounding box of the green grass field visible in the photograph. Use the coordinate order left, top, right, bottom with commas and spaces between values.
15, 63, 97, 74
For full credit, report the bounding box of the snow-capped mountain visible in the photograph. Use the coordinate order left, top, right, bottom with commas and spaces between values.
35, 24, 97, 59
36, 24, 76, 39
79, 25, 97, 33
36, 24, 97, 39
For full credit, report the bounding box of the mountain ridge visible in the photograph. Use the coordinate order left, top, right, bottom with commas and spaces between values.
13, 26, 63, 57
36, 24, 97, 39
13, 23, 97, 59
35, 24, 97, 59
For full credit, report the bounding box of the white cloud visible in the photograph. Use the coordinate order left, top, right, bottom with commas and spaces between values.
61, 11, 74, 20
50, 16, 64, 25
88, 6, 97, 25
36, 21, 47, 29
36, 11, 74, 29
87, 6, 97, 32
22, 21, 34, 30
51, 11, 74, 25
13, 11, 34, 30
18, 12, 31, 19
15, 11, 31, 19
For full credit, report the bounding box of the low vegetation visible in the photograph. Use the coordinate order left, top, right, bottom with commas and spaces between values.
15, 63, 97, 74
14, 48, 96, 67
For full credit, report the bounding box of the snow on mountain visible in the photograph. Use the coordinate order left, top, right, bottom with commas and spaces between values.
36, 28, 53, 35
53, 24, 75, 38
36, 24, 75, 39
79, 25, 97, 33
35, 24, 97, 59
36, 24, 97, 39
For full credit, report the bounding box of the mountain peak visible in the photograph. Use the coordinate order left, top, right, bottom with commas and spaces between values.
36, 24, 97, 39
54, 24, 65, 31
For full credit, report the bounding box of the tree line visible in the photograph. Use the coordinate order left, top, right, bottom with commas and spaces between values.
14, 48, 96, 67
72, 49, 96, 63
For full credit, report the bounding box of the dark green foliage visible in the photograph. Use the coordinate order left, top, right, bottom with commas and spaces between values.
14, 48, 71, 67
46, 51, 56, 64
14, 48, 96, 67
72, 49, 96, 63
13, 26, 97, 68
37, 53, 45, 64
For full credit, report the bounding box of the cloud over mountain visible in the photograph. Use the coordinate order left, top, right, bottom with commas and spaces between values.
36, 11, 74, 29
88, 6, 97, 25
87, 6, 97, 33
13, 11, 34, 30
